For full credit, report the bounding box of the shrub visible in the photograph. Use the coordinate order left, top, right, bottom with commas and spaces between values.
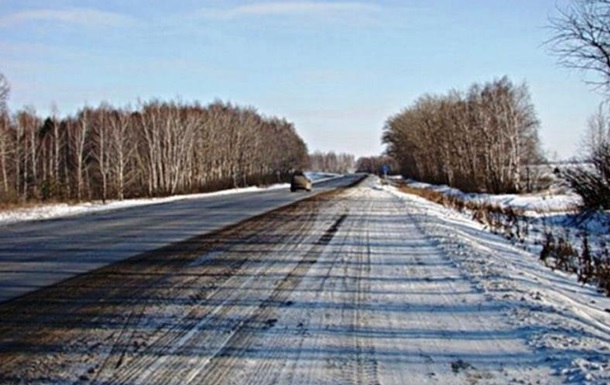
561, 144, 610, 213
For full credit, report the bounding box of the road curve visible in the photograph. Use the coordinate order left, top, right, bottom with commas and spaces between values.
0, 174, 364, 303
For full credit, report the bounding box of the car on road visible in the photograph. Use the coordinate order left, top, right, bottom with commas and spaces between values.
290, 171, 312, 192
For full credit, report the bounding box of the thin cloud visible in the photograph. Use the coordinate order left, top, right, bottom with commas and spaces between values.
197, 1, 381, 20
0, 8, 136, 28
234, 2, 378, 16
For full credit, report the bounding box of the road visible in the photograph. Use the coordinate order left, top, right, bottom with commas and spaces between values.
0, 174, 363, 303
4, 176, 606, 384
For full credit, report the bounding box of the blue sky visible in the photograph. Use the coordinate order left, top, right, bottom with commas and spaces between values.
0, 1, 605, 159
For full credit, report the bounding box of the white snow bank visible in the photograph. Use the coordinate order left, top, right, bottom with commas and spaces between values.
0, 183, 289, 227
0, 172, 343, 227
404, 179, 582, 213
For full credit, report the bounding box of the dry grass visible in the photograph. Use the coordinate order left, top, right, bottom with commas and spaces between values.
398, 184, 525, 234
399, 182, 610, 296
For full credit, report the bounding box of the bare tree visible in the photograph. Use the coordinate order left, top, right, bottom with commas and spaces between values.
26, 108, 41, 199
548, 0, 610, 93
582, 104, 610, 153
90, 104, 113, 202
547, 2, 610, 210
0, 114, 9, 197
71, 108, 93, 201
562, 105, 610, 211
1, 96, 310, 203
136, 101, 163, 196
383, 77, 542, 193
107, 107, 134, 200
0, 73, 10, 197
50, 106, 63, 198
13, 107, 42, 201
356, 156, 396, 174
310, 151, 355, 173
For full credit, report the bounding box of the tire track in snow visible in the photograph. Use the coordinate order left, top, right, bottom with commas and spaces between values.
90, 221, 283, 384
342, 192, 381, 385
380, 183, 565, 384
100, 205, 322, 385
190, 207, 352, 384
0, 195, 331, 385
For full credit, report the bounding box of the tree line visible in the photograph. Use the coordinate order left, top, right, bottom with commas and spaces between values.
309, 151, 354, 174
382, 76, 544, 193
355, 155, 397, 175
0, 78, 309, 204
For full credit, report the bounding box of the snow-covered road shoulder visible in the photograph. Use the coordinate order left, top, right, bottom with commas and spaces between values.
0, 173, 342, 227
0, 184, 289, 227
386, 183, 610, 384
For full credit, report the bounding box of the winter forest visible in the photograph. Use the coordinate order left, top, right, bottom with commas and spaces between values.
382, 77, 544, 194
0, 86, 309, 204
0, 72, 585, 206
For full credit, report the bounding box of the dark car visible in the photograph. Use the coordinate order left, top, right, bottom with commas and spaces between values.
290, 171, 312, 192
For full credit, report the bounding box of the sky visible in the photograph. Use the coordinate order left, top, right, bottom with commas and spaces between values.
0, 0, 606, 159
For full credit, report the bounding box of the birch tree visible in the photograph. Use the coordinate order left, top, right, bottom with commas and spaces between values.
0, 73, 10, 198
382, 77, 542, 193
72, 108, 92, 200
107, 107, 134, 200
1, 97, 309, 202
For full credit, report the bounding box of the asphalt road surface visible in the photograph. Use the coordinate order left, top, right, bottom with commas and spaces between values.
0, 176, 569, 384
0, 174, 364, 303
